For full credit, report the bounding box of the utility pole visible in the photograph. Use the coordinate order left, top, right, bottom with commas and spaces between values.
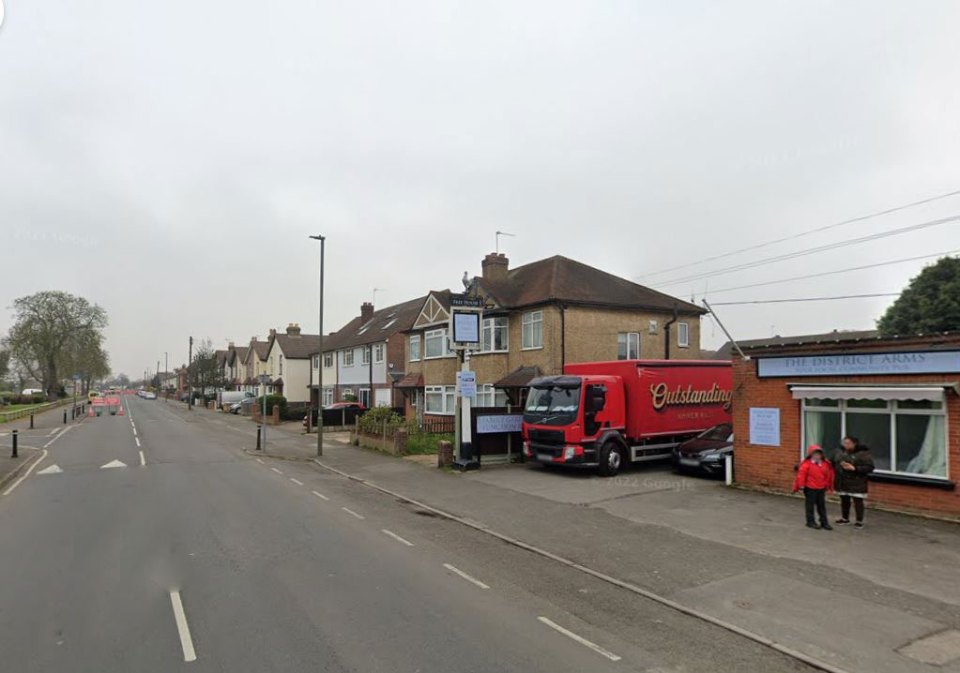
188, 336, 194, 410
309, 234, 325, 457
164, 351, 168, 399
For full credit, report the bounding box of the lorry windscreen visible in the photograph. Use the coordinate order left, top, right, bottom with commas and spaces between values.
524, 385, 581, 425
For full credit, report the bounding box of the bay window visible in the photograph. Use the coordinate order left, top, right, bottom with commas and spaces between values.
425, 385, 456, 414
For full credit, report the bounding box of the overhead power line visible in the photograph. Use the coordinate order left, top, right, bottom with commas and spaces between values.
710, 293, 898, 306
708, 248, 960, 295
640, 187, 960, 280
655, 213, 960, 288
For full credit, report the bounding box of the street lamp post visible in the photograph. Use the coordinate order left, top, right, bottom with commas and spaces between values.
309, 234, 325, 457
258, 372, 271, 450
188, 336, 194, 411
164, 352, 168, 401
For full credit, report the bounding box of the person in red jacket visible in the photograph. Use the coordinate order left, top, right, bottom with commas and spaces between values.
792, 445, 835, 530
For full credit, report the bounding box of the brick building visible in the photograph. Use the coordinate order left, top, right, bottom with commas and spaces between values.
398, 253, 705, 421
732, 330, 960, 517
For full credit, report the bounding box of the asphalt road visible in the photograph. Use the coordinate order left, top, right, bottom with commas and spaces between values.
0, 396, 814, 673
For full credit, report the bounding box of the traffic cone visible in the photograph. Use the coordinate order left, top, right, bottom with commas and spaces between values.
117, 404, 125, 416
87, 405, 94, 417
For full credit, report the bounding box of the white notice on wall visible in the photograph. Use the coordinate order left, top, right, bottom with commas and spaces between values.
749, 407, 781, 447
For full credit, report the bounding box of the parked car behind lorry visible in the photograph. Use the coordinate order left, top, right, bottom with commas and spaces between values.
673, 423, 734, 476
523, 359, 733, 476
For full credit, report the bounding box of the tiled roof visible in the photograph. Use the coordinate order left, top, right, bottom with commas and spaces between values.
720, 329, 882, 356
394, 372, 424, 388
477, 255, 703, 314
249, 340, 270, 360
319, 296, 427, 353
270, 333, 321, 360
493, 366, 542, 388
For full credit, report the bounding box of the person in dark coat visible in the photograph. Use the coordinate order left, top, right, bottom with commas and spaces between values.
793, 445, 835, 530
833, 436, 875, 528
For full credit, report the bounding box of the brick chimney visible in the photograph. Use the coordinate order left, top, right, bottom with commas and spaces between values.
268, 328, 277, 338
361, 302, 374, 322
286, 323, 301, 337
482, 253, 509, 282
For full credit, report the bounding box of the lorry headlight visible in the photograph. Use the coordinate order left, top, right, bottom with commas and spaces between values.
563, 446, 576, 460
523, 440, 532, 457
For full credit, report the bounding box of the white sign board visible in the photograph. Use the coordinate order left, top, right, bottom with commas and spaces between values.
456, 371, 476, 398
451, 311, 481, 344
757, 351, 960, 377
476, 414, 523, 434
749, 407, 781, 446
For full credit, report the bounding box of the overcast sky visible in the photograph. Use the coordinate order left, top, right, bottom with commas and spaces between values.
2, 1, 959, 377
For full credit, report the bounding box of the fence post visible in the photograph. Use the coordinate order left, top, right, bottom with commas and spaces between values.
11, 429, 18, 458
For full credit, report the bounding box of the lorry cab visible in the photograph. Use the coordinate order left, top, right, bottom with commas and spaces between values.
522, 374, 625, 470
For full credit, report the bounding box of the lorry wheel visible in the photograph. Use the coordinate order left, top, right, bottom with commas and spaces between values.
598, 442, 623, 477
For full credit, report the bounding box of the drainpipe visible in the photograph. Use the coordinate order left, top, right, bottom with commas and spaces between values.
560, 303, 566, 371
664, 304, 679, 359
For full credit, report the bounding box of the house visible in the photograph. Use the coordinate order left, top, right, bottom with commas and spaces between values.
731, 329, 960, 517
263, 324, 320, 404
400, 253, 705, 421
240, 337, 270, 394
311, 297, 425, 409
223, 342, 249, 391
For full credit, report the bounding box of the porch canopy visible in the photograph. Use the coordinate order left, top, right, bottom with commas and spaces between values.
394, 373, 424, 389
788, 383, 958, 402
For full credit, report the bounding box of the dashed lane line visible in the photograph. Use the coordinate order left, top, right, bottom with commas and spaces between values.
290, 478, 304, 486
311, 490, 329, 501
537, 617, 622, 662
341, 507, 364, 520
381, 529, 414, 547
169, 590, 197, 663
271, 467, 283, 475
442, 563, 490, 590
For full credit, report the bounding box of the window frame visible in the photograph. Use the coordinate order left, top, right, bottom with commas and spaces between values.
374, 343, 385, 363
677, 321, 690, 348
521, 310, 544, 350
801, 398, 949, 480
343, 350, 354, 367
617, 332, 640, 360
479, 316, 509, 353
424, 384, 457, 415
424, 328, 450, 359
409, 334, 421, 362
323, 353, 333, 368
361, 346, 371, 366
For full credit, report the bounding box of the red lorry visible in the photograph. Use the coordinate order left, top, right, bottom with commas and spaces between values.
522, 360, 732, 476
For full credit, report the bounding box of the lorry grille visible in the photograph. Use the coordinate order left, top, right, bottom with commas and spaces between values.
528, 428, 564, 445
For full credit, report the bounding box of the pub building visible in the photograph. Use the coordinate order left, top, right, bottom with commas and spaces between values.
730, 330, 960, 518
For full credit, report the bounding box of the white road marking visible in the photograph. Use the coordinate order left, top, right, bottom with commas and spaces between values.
537, 617, 622, 662
139, 451, 146, 466
100, 459, 127, 469
47, 428, 58, 437
271, 467, 283, 475
2, 449, 48, 496
311, 490, 329, 501
132, 426, 137, 436
381, 529, 414, 547
442, 563, 490, 590
289, 478, 304, 486
169, 590, 197, 662
135, 436, 141, 448
256, 458, 264, 464
341, 507, 364, 520
42, 425, 73, 449
37, 464, 63, 475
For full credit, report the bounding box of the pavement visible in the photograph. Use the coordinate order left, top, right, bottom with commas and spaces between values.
199, 404, 960, 673
0, 395, 824, 673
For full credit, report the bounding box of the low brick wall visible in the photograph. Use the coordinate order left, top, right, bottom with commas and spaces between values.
353, 428, 407, 456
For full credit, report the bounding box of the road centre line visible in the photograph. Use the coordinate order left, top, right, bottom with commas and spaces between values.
537, 616, 621, 662
135, 437, 141, 447
2, 449, 48, 496
139, 450, 146, 466
442, 563, 490, 590
169, 590, 197, 663
289, 478, 304, 486
271, 467, 283, 475
381, 529, 414, 546
311, 490, 329, 501
256, 458, 264, 464
341, 507, 364, 520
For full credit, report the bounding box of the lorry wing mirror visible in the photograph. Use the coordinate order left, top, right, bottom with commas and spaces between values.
586, 387, 606, 413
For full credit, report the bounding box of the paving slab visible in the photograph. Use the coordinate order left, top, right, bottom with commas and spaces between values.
675, 570, 944, 673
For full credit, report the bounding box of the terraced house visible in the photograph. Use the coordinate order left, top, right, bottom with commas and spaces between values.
397, 253, 705, 422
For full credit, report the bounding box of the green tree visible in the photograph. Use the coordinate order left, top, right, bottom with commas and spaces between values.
188, 339, 226, 399
878, 257, 960, 336
0, 347, 10, 389
5, 291, 108, 398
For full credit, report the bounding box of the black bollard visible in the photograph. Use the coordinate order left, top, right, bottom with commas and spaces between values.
11, 429, 18, 458
29, 414, 34, 429
63, 411, 67, 424
256, 425, 262, 450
